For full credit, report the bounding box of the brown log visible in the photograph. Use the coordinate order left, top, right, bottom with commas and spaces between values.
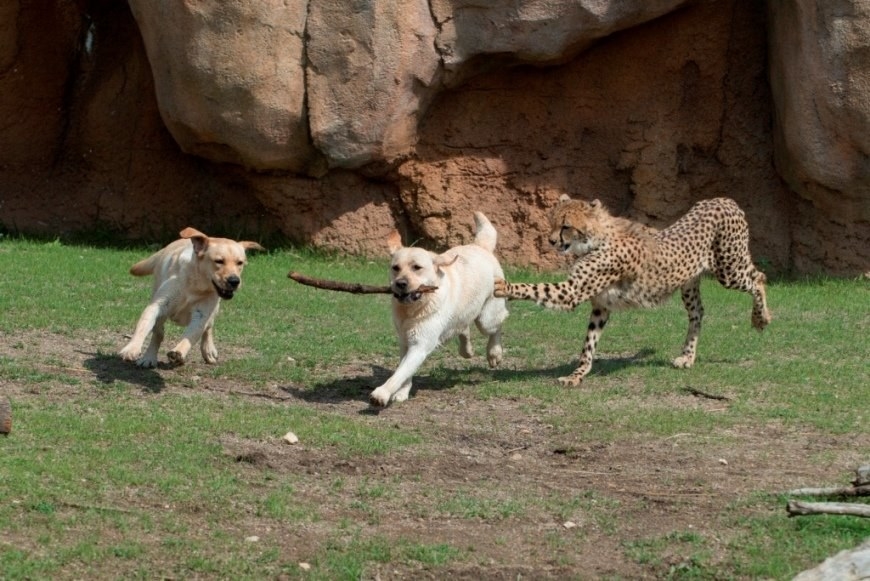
787, 500, 870, 518
0, 397, 10, 435
786, 485, 870, 497
288, 271, 437, 295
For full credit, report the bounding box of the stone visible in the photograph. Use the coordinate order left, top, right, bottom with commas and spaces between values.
127, 0, 317, 172
792, 539, 870, 581
768, 0, 870, 273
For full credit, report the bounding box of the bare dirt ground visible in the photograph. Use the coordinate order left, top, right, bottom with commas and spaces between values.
2, 330, 866, 579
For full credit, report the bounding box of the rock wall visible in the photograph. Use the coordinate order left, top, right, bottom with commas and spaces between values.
0, 0, 867, 275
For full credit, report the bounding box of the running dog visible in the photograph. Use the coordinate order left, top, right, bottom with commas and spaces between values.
119, 227, 263, 368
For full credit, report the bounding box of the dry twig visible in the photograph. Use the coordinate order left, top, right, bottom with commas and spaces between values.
288, 271, 437, 295
684, 386, 730, 401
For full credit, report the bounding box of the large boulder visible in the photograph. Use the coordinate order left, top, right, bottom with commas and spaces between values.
129, 0, 693, 171
768, 0, 870, 272
127, 0, 316, 172
432, 0, 689, 84
793, 539, 870, 581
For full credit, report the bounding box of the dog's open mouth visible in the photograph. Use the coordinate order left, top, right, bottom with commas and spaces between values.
393, 290, 424, 304
213, 282, 235, 300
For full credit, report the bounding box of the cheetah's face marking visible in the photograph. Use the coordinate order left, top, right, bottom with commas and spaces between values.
547, 196, 603, 257
549, 224, 595, 256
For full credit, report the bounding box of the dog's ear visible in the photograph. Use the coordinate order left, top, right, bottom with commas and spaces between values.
180, 227, 209, 256
240, 241, 265, 252
387, 230, 403, 254
432, 253, 459, 270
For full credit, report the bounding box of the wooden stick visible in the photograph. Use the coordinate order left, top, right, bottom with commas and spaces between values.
786, 485, 870, 497
288, 271, 437, 295
684, 387, 730, 401
786, 500, 870, 518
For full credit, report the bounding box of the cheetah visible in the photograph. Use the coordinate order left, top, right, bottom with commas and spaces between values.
493, 195, 771, 386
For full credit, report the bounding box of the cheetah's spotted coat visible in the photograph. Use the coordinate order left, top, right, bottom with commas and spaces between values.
493, 195, 771, 386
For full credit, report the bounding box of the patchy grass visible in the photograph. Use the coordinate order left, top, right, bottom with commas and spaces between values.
0, 237, 868, 579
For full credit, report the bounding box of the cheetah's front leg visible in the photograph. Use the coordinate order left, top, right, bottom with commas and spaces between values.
492, 279, 582, 311
558, 306, 609, 386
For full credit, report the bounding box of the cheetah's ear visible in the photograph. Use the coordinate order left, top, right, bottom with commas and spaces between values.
558, 194, 572, 203
590, 199, 601, 208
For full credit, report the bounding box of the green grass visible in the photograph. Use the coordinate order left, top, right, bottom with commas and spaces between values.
0, 237, 868, 579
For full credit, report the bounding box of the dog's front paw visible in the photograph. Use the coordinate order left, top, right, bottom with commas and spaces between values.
369, 387, 391, 408
167, 350, 186, 367
119, 345, 140, 362
493, 278, 510, 298
136, 355, 158, 369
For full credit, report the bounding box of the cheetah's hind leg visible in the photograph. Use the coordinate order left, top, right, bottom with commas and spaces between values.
673, 277, 703, 368
751, 271, 771, 331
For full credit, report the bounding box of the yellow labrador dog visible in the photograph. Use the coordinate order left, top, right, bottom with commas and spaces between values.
119, 227, 263, 368
370, 212, 509, 407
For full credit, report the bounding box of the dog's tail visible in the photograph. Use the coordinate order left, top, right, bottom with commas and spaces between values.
129, 254, 160, 276
472, 212, 497, 253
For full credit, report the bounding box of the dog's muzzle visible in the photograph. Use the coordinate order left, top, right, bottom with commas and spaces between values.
213, 275, 240, 300
393, 291, 424, 304
392, 279, 423, 303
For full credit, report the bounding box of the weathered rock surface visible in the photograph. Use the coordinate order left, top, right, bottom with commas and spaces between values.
768, 0, 870, 274
127, 0, 315, 172
792, 539, 870, 581
0, 0, 868, 274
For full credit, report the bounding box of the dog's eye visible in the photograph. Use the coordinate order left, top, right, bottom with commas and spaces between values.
412, 264, 422, 271
391, 265, 400, 272
215, 259, 225, 265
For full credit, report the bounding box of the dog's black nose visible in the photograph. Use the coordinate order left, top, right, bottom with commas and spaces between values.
227, 275, 241, 288
394, 279, 407, 291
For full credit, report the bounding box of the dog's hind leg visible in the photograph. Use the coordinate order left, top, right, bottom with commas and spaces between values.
476, 298, 508, 367
458, 326, 474, 359
168, 306, 215, 366
200, 323, 218, 364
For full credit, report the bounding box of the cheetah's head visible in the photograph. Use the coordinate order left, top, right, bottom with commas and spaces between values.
548, 194, 609, 256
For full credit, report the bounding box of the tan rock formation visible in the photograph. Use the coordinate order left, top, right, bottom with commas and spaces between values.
768, 0, 870, 273
0, 0, 868, 275
127, 0, 316, 172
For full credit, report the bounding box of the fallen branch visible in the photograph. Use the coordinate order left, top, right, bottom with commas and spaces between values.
786, 500, 870, 518
786, 485, 870, 498
684, 386, 730, 401
288, 271, 438, 296
787, 465, 870, 498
